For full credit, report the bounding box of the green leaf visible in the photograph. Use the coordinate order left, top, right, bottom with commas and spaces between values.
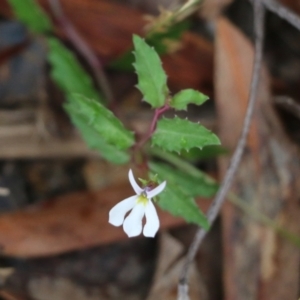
159, 186, 209, 230
133, 35, 169, 108
152, 117, 221, 152
180, 145, 228, 161
149, 164, 209, 229
8, 0, 52, 33
150, 162, 218, 198
171, 89, 209, 111
65, 104, 129, 164
65, 94, 134, 150
47, 37, 103, 104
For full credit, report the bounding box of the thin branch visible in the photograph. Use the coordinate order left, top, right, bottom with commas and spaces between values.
146, 0, 203, 36
150, 147, 300, 248
274, 96, 300, 119
177, 1, 266, 298
262, 0, 300, 31
47, 0, 114, 104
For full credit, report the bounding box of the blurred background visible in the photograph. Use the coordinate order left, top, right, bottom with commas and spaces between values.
0, 0, 299, 299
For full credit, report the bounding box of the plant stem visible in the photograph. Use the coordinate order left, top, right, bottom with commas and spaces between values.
136, 105, 170, 149
150, 105, 170, 133
149, 147, 213, 181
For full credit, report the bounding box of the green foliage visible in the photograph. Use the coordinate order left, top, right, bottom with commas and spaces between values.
171, 89, 208, 111
66, 106, 130, 164
133, 35, 169, 108
152, 116, 221, 152
159, 186, 209, 229
150, 162, 218, 198
149, 163, 210, 229
4, 0, 221, 229
8, 0, 52, 33
65, 94, 134, 150
47, 37, 103, 103
180, 145, 228, 161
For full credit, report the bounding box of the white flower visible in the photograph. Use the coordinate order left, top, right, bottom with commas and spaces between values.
109, 169, 166, 238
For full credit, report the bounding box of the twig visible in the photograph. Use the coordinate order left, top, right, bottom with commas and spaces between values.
262, 0, 300, 31
47, 0, 114, 104
274, 96, 300, 119
150, 147, 300, 248
177, 1, 266, 298
146, 0, 203, 36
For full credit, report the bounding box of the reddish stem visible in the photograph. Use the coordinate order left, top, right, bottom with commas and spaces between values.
135, 104, 170, 150
149, 105, 170, 134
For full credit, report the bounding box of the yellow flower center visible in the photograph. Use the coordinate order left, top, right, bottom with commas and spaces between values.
136, 193, 148, 206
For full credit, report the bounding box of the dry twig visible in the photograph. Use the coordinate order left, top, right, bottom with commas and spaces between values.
274, 96, 300, 119
47, 0, 114, 104
262, 0, 300, 31
177, 0, 266, 298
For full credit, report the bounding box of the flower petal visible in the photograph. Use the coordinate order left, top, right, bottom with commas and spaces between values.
123, 203, 145, 237
109, 195, 137, 226
128, 169, 143, 195
143, 200, 159, 237
147, 181, 166, 199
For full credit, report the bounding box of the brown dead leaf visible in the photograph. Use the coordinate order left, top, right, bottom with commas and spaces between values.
162, 31, 213, 93
0, 0, 213, 93
0, 181, 211, 258
0, 0, 144, 60
215, 17, 300, 300
44, 0, 145, 60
